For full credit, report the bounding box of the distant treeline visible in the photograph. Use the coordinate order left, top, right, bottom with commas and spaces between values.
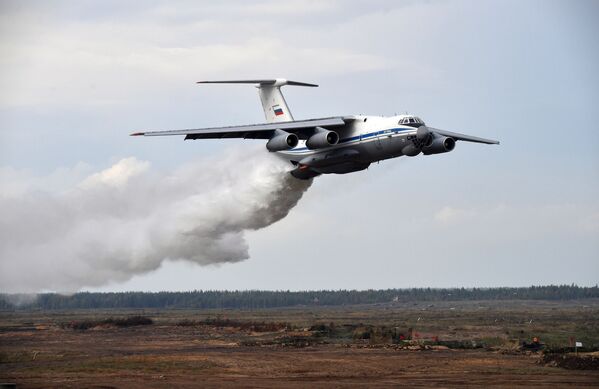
1, 285, 597, 310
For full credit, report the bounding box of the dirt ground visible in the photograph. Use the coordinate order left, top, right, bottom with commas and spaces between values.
1, 301, 598, 388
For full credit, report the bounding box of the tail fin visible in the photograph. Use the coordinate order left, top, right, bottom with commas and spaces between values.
197, 79, 318, 123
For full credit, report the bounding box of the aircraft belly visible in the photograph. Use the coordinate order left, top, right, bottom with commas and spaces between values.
280, 131, 411, 177
312, 161, 370, 174
358, 134, 407, 162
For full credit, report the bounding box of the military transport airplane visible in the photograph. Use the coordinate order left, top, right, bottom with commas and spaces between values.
131, 79, 499, 179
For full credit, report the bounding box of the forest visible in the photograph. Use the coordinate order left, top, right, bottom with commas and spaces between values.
1, 285, 597, 310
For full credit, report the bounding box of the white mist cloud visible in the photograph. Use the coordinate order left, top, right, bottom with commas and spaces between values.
0, 147, 311, 292
434, 206, 471, 224
79, 157, 150, 189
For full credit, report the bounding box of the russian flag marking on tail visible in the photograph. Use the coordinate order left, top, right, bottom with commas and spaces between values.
273, 105, 284, 116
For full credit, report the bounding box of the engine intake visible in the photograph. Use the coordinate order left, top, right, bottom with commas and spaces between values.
266, 130, 299, 151
306, 127, 339, 149
422, 135, 455, 155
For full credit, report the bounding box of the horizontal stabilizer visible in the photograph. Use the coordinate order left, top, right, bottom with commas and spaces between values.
197, 79, 318, 87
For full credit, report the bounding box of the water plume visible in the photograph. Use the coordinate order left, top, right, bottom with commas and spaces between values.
0, 147, 311, 292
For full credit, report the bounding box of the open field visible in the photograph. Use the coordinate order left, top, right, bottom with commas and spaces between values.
1, 299, 598, 388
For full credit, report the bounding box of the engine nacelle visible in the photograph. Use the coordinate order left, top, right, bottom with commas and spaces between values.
266, 130, 298, 151
306, 127, 339, 149
422, 136, 456, 155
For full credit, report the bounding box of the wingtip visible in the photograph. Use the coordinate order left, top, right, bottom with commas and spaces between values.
130, 132, 145, 136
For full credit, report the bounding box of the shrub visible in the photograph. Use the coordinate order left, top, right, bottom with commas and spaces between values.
62, 316, 153, 330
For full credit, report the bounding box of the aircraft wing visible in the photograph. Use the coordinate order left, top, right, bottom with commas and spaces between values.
131, 117, 350, 140
429, 128, 500, 145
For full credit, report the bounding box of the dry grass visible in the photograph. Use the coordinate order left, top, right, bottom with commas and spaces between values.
1, 299, 598, 388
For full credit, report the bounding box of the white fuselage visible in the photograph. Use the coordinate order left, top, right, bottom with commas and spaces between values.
277, 115, 419, 171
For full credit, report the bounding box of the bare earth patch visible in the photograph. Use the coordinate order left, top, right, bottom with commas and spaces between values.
1, 300, 598, 388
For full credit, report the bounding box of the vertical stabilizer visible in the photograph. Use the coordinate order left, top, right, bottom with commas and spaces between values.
197, 79, 318, 123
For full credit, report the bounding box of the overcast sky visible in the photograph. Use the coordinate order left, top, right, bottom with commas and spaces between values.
1, 0, 598, 292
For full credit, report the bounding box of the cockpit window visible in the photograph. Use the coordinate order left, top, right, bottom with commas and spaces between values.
399, 116, 425, 125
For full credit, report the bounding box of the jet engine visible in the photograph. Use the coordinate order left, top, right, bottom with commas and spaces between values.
402, 126, 455, 156
422, 135, 456, 155
306, 127, 339, 149
416, 125, 433, 147
266, 129, 299, 151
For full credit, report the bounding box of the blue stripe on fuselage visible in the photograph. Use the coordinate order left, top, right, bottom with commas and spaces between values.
286, 127, 413, 153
